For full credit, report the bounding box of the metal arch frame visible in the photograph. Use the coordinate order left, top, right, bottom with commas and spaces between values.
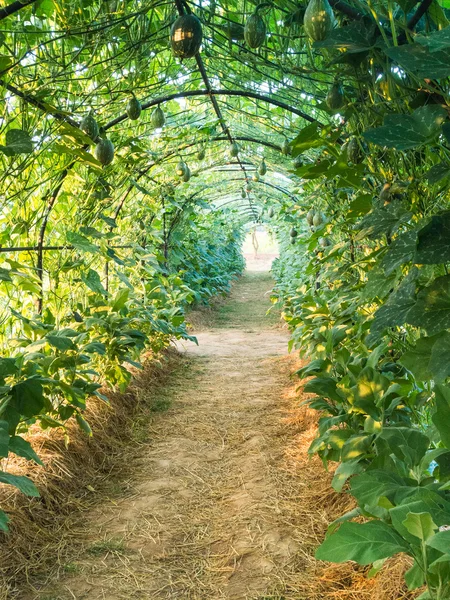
103, 89, 318, 132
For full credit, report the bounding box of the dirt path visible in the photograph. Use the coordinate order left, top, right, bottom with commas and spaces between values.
27, 257, 331, 600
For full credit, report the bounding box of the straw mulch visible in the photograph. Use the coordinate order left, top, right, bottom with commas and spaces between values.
0, 348, 183, 599
0, 343, 419, 599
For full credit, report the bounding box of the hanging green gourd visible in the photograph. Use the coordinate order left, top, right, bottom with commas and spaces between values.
170, 14, 203, 59
80, 112, 99, 141
229, 142, 239, 157
94, 137, 114, 166
319, 236, 331, 248
379, 182, 392, 204
326, 81, 344, 110
293, 155, 303, 169
241, 189, 246, 199
290, 227, 298, 238
197, 147, 205, 160
313, 212, 323, 226
151, 106, 165, 128
306, 209, 315, 225
176, 160, 187, 177
303, 0, 335, 41
246, 183, 252, 193
268, 207, 274, 218
258, 159, 267, 176
347, 137, 364, 164
281, 139, 291, 156
253, 171, 260, 182
182, 165, 191, 182
126, 96, 142, 120
244, 8, 266, 48
219, 21, 246, 42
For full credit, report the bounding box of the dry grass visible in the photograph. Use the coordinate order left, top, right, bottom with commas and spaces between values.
186, 295, 227, 331
0, 347, 185, 599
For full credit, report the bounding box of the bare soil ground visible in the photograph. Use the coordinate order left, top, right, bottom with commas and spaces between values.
22, 254, 413, 600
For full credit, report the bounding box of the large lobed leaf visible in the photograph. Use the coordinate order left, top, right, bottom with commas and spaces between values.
363, 105, 447, 151
316, 521, 409, 565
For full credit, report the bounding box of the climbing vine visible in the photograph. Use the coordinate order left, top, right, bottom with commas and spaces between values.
1, 0, 450, 596
269, 2, 450, 596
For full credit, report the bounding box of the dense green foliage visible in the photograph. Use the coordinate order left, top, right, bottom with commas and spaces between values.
2, 0, 450, 595
269, 7, 450, 592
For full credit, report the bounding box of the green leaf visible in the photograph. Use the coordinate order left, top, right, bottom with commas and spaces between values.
290, 123, 323, 155
433, 385, 450, 449
296, 359, 330, 378
356, 205, 412, 240
341, 434, 372, 462
0, 267, 13, 282
390, 498, 450, 544
315, 521, 409, 565
367, 558, 387, 579
371, 269, 417, 335
331, 460, 364, 492
387, 43, 450, 79
8, 436, 43, 465
0, 420, 9, 458
380, 230, 417, 275
313, 21, 376, 52
66, 231, 99, 254
349, 367, 389, 419
0, 471, 40, 497
0, 55, 13, 73
405, 560, 426, 590
402, 512, 438, 541
58, 121, 95, 146
33, 0, 55, 18
81, 269, 108, 296
303, 376, 342, 402
52, 142, 102, 167
362, 267, 398, 300
428, 553, 450, 576
75, 413, 92, 436
11, 378, 44, 419
429, 332, 450, 381
46, 334, 75, 351
130, 178, 153, 195
350, 470, 408, 508
426, 163, 450, 184
416, 212, 450, 264
79, 226, 104, 239
0, 509, 9, 532
0, 130, 33, 156
294, 159, 334, 179
111, 288, 129, 312
99, 214, 117, 229
407, 275, 450, 334
348, 193, 372, 218
415, 25, 450, 51
400, 335, 437, 381
327, 507, 362, 535
428, 0, 450, 29
426, 530, 450, 553
82, 342, 106, 355
363, 105, 447, 151
380, 427, 430, 467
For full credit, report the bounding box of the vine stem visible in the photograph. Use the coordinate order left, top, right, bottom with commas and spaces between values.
0, 0, 37, 21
